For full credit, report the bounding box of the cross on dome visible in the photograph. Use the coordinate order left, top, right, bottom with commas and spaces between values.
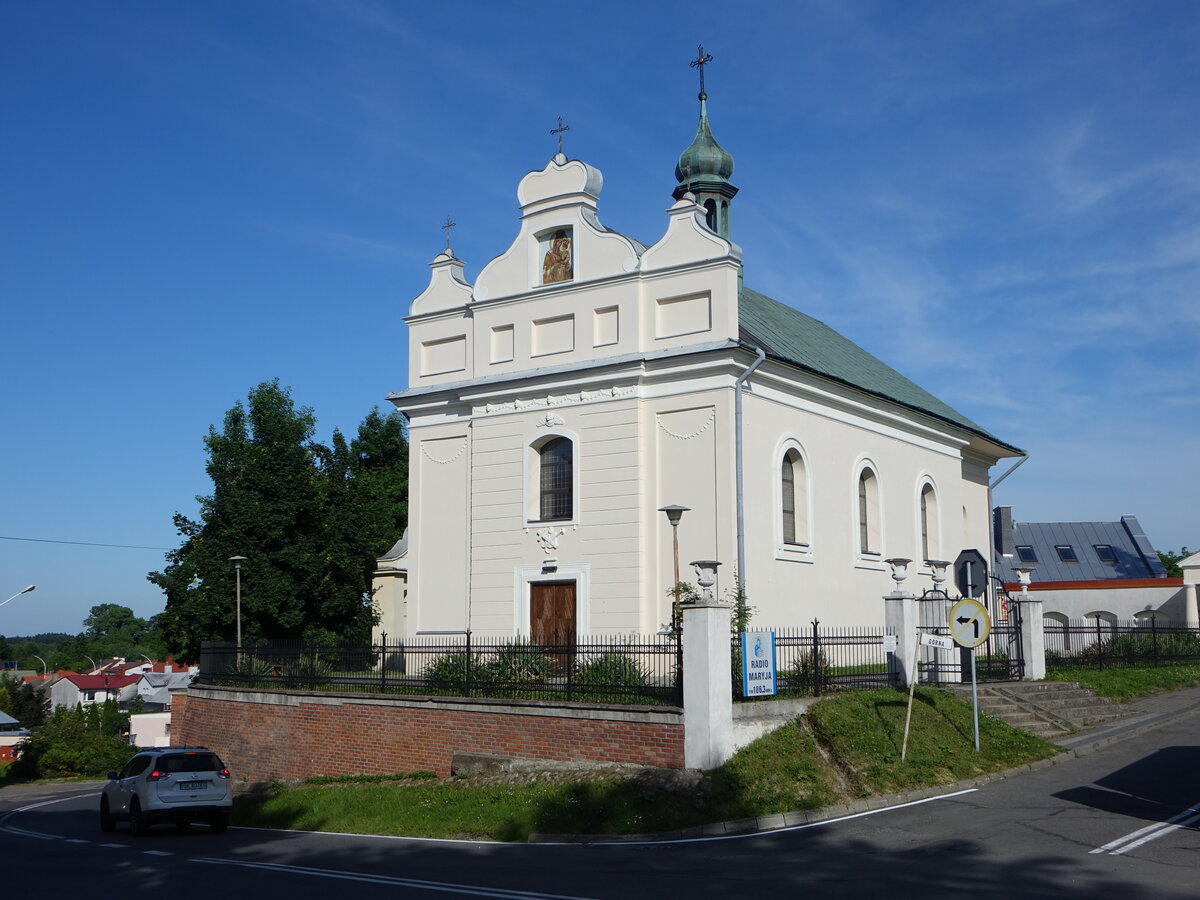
550, 116, 571, 156
690, 44, 713, 99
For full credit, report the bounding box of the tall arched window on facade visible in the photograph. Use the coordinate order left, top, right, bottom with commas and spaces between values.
781, 448, 808, 545
858, 467, 880, 555
919, 482, 938, 561
539, 437, 573, 521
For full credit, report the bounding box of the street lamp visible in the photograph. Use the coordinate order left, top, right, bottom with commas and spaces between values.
658, 506, 690, 630
0, 584, 35, 611
84, 655, 98, 673
230, 556, 247, 649
32, 655, 47, 677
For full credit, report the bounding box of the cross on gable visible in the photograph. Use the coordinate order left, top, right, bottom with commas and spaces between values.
441, 215, 456, 252
550, 116, 570, 155
690, 44, 713, 97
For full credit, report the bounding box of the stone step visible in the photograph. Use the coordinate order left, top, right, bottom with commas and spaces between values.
947, 680, 1125, 738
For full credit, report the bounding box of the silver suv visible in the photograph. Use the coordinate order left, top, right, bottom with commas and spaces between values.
100, 747, 232, 834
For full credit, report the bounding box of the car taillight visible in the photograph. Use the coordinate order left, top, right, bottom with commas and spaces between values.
217, 768, 230, 779
146, 770, 166, 782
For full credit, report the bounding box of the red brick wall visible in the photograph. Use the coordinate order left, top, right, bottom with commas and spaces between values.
172, 687, 684, 782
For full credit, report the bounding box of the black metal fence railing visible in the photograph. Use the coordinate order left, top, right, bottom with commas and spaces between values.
731, 621, 897, 700
916, 588, 1024, 683
199, 632, 681, 707
1044, 618, 1200, 669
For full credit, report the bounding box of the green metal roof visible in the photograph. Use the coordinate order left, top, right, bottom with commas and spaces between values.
738, 286, 1020, 452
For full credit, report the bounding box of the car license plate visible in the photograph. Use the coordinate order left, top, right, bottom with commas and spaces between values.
178, 780, 206, 791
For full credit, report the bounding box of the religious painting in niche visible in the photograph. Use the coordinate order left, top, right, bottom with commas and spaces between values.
540, 228, 573, 284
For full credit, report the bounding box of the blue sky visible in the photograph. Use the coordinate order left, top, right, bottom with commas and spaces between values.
2, 1, 1197, 638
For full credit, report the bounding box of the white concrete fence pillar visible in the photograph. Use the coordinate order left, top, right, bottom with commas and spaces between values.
1017, 595, 1047, 681
883, 591, 917, 687
682, 599, 733, 770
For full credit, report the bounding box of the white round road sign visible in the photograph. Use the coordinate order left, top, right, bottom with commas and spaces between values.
948, 598, 991, 648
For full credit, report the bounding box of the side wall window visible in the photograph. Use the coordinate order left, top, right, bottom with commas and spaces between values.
780, 447, 809, 546
858, 467, 880, 556
919, 481, 938, 561
538, 437, 573, 521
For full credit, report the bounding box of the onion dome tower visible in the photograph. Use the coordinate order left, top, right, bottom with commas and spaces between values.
673, 45, 738, 240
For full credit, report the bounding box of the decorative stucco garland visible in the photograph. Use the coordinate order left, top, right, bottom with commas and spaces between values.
421, 439, 467, 465
656, 407, 716, 440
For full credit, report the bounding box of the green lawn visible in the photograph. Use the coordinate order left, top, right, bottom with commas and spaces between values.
1045, 664, 1200, 703
233, 687, 1061, 841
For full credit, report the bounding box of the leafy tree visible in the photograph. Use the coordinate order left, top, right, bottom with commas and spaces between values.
1158, 548, 1192, 578
10, 700, 134, 779
149, 381, 408, 658
0, 675, 43, 728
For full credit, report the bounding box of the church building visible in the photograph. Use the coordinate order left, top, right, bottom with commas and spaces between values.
381, 74, 1022, 643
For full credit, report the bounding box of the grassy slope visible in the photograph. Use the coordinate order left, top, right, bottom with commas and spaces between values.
233, 687, 1061, 841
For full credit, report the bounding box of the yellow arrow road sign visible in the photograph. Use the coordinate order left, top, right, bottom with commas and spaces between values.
948, 598, 991, 648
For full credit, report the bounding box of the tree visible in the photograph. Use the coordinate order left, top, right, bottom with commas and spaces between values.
149, 381, 408, 658
0, 674, 45, 728
1158, 548, 1192, 578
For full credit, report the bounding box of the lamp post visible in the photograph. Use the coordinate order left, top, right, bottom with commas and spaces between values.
229, 556, 247, 650
84, 655, 98, 674
657, 506, 690, 630
0, 584, 35, 611
32, 655, 47, 677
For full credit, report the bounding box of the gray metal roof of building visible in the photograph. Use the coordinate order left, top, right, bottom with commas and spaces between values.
997, 515, 1169, 583
738, 287, 1020, 453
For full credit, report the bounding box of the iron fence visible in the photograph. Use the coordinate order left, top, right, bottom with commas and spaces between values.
915, 587, 1024, 683
731, 621, 897, 700
1044, 618, 1200, 669
199, 632, 681, 707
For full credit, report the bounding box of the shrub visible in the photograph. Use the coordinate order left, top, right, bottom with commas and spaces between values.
574, 652, 648, 689
283, 653, 335, 688
778, 649, 833, 696
228, 654, 274, 687
9, 701, 136, 780
484, 639, 552, 685
424, 650, 486, 692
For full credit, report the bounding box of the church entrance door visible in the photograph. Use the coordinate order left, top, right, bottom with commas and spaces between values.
530, 580, 576, 646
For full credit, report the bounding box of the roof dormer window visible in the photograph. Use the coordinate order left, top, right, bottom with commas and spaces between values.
1055, 545, 1078, 562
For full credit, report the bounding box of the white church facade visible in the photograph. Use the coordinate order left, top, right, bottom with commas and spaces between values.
380, 91, 1021, 643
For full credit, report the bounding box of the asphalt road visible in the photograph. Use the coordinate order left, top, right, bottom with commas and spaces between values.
3, 716, 1198, 898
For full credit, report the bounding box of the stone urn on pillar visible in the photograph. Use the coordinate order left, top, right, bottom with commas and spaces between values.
690, 560, 722, 602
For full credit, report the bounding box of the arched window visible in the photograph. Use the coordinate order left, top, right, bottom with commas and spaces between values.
538, 437, 573, 521
919, 482, 938, 561
858, 467, 880, 556
781, 448, 808, 546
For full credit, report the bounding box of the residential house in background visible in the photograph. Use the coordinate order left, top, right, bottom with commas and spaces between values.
993, 507, 1191, 625
0, 711, 29, 761
125, 666, 199, 747
49, 673, 138, 710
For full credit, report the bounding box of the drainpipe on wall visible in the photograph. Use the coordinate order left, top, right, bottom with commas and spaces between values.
735, 345, 767, 598
987, 454, 1029, 608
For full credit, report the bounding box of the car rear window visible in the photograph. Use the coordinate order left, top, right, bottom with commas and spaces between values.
159, 753, 224, 773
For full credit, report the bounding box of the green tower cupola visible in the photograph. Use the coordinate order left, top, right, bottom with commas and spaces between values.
674, 46, 737, 239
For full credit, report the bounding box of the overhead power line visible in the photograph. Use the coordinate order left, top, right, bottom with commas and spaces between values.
0, 535, 169, 551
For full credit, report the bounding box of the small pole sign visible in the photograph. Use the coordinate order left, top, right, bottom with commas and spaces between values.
741, 631, 777, 697
920, 632, 955, 651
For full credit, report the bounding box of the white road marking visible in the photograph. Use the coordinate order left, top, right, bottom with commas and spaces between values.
64, 838, 90, 843
100, 842, 129, 849
193, 857, 598, 898
1090, 800, 1200, 856
143, 850, 174, 856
